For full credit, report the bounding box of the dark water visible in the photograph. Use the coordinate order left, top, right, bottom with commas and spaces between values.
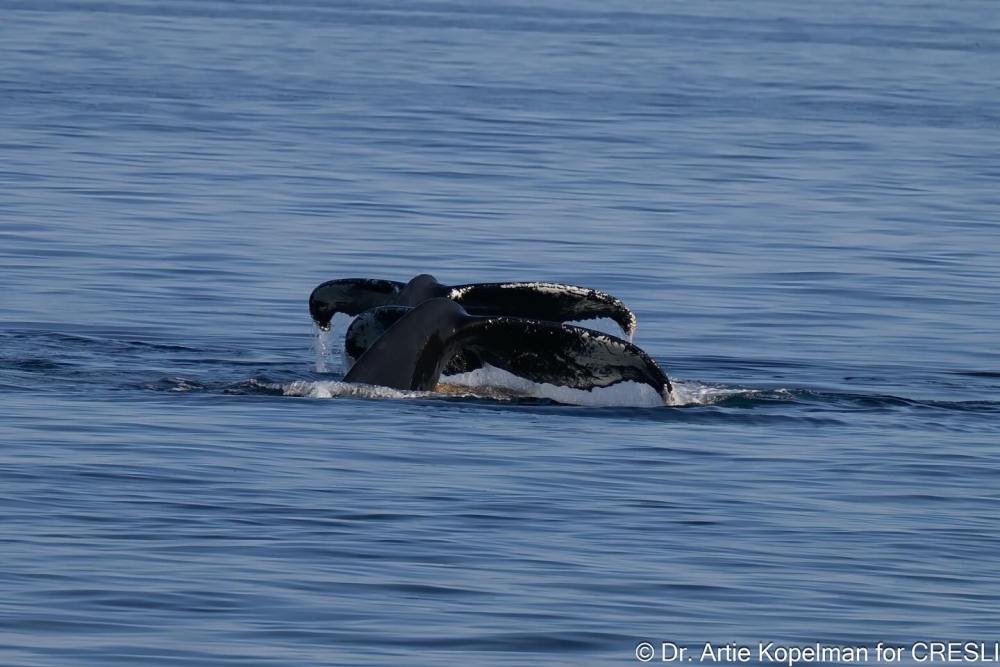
2, 1, 999, 665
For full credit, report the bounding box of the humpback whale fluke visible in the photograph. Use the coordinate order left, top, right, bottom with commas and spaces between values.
309, 274, 637, 336
308, 278, 405, 328
343, 299, 670, 398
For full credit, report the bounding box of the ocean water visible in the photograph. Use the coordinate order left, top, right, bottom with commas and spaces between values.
2, 1, 999, 665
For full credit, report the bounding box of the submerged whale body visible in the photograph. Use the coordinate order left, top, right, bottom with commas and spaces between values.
342, 298, 671, 398
309, 274, 669, 402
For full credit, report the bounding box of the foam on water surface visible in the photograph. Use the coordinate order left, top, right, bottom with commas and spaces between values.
667, 380, 774, 406
278, 380, 439, 401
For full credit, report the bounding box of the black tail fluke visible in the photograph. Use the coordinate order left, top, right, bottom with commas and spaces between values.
343, 299, 669, 399
447, 281, 637, 337
308, 278, 404, 330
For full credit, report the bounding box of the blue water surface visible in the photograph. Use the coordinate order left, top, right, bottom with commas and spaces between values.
2, 1, 999, 665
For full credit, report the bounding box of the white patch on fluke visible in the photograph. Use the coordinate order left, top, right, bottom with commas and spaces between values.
441, 363, 665, 407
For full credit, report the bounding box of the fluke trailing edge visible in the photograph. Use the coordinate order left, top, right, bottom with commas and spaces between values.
309, 273, 637, 336
309, 274, 670, 401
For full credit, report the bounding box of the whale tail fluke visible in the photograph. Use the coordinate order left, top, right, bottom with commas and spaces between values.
448, 281, 637, 337
344, 299, 669, 397
308, 278, 405, 330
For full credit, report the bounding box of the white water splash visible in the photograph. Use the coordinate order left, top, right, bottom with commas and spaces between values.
279, 380, 436, 400
666, 380, 772, 406
312, 327, 333, 373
